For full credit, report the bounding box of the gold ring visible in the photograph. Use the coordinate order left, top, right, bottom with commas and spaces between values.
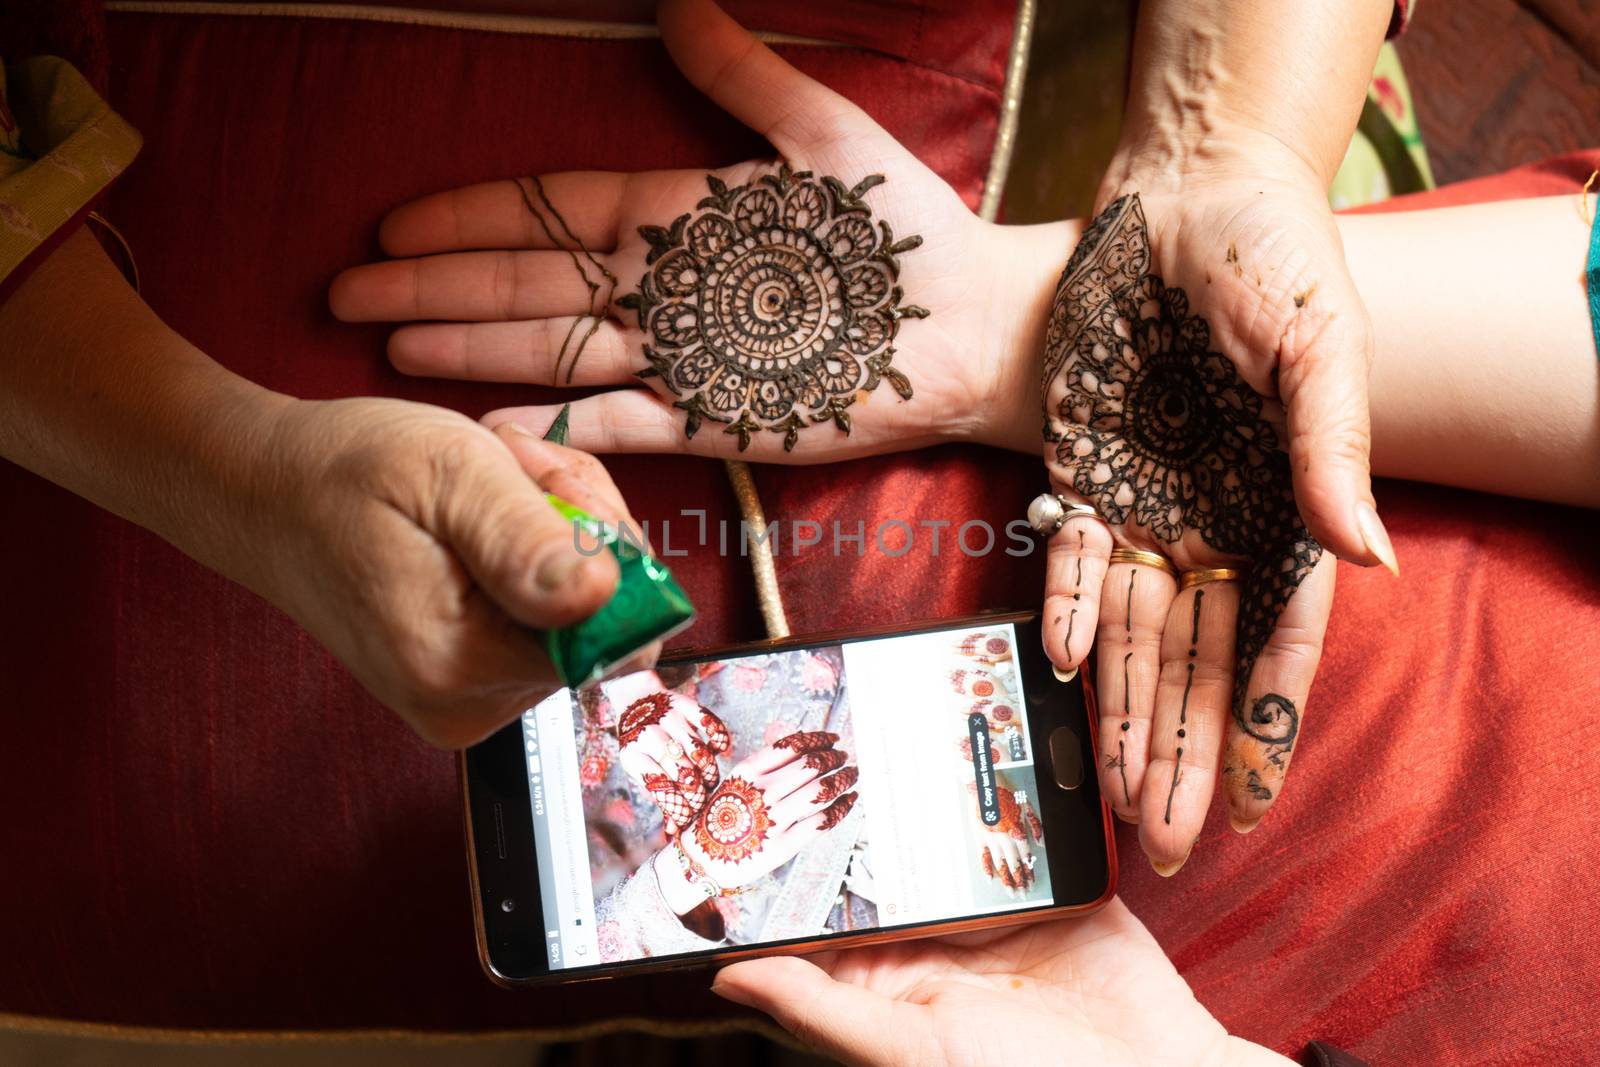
1108, 548, 1177, 578
1180, 568, 1240, 590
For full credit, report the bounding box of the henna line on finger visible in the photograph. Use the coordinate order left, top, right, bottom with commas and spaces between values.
1191, 589, 1203, 644
1164, 756, 1181, 825
514, 177, 618, 383
1126, 571, 1134, 643
1119, 740, 1130, 806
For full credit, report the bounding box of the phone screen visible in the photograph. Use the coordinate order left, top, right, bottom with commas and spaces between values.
509, 618, 1096, 974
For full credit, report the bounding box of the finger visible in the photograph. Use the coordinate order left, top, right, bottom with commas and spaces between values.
437, 438, 618, 630
492, 425, 636, 532
329, 249, 613, 324
762, 748, 849, 801
771, 766, 858, 828
1138, 580, 1240, 873
712, 954, 936, 1065
1021, 798, 1044, 843
1224, 552, 1338, 830
742, 731, 840, 775
388, 318, 643, 387
621, 748, 687, 835
978, 846, 996, 881
377, 174, 628, 257
697, 705, 733, 753
1276, 274, 1395, 574
1095, 559, 1179, 819
1040, 510, 1114, 672
783, 791, 858, 844
657, 0, 884, 160
657, 709, 718, 799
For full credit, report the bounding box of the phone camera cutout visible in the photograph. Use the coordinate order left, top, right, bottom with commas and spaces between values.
500, 898, 516, 913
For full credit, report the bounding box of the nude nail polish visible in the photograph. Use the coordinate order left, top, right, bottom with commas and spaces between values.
1356, 502, 1400, 576
1053, 664, 1078, 683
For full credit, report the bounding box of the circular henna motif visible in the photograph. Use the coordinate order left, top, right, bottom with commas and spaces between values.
693, 776, 773, 865
620, 167, 928, 451
616, 692, 671, 747
1241, 692, 1299, 746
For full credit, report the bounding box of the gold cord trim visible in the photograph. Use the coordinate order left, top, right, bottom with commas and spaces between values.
977, 0, 1035, 223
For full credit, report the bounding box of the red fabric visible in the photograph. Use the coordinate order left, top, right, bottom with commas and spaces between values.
1, 7, 1596, 1065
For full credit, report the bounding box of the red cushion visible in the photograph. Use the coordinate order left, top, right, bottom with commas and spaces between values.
2, 7, 1597, 1062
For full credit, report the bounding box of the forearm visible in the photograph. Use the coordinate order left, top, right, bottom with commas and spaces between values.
1339, 197, 1600, 507
1104, 0, 1393, 193
0, 229, 292, 586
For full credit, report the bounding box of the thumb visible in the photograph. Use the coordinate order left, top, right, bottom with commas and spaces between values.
657, 0, 880, 159
435, 438, 619, 631
713, 956, 936, 1067
1276, 277, 1398, 574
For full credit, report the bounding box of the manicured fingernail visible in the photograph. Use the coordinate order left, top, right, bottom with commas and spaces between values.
1356, 502, 1400, 576
1053, 665, 1078, 683
1229, 813, 1263, 835
537, 550, 585, 590
1151, 851, 1189, 878
1114, 810, 1140, 825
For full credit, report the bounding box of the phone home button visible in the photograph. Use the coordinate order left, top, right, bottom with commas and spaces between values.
1048, 727, 1084, 790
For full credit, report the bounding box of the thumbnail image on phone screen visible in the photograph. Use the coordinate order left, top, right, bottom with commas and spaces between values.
499, 616, 1104, 976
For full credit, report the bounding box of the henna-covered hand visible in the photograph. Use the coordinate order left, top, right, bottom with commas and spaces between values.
1039, 194, 1338, 869
328, 0, 1069, 462
968, 779, 1043, 898
610, 684, 733, 836
673, 730, 859, 896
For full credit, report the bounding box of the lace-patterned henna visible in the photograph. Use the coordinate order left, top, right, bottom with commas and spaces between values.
803, 748, 849, 775
619, 165, 928, 452
617, 692, 673, 746
642, 771, 695, 835
997, 859, 1018, 890
699, 708, 733, 752
692, 776, 774, 866
1041, 193, 1323, 737
816, 790, 857, 830
772, 730, 839, 753
812, 766, 859, 804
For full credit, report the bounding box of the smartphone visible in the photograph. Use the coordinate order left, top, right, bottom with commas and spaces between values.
461, 611, 1115, 986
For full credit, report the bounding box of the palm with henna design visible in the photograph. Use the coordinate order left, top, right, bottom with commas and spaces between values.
1040, 195, 1338, 869
327, 0, 1068, 463
676, 731, 858, 894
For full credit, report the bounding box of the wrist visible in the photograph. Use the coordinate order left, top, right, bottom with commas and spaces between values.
1100, 124, 1324, 206
653, 843, 712, 916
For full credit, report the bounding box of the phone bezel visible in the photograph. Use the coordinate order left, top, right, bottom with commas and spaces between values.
461, 610, 1116, 987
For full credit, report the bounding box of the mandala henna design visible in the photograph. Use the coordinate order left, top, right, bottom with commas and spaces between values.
616, 693, 672, 746
773, 730, 839, 753
812, 765, 859, 804
693, 776, 774, 866
816, 791, 858, 831
1041, 193, 1324, 731
617, 165, 928, 451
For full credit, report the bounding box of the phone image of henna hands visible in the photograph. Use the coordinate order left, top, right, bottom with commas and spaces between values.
615, 691, 735, 837
675, 730, 860, 893
954, 630, 1014, 666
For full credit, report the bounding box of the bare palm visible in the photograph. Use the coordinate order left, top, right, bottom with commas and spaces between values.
713, 897, 1242, 1067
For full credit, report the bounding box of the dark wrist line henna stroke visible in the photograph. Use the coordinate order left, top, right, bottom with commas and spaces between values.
1041, 195, 1323, 786
619, 165, 929, 451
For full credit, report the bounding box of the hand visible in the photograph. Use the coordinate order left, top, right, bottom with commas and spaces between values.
948, 664, 1023, 739
327, 0, 1066, 460
669, 730, 858, 901
609, 680, 733, 835
1038, 195, 1338, 870
969, 778, 1043, 897
712, 896, 1294, 1067
246, 397, 633, 747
